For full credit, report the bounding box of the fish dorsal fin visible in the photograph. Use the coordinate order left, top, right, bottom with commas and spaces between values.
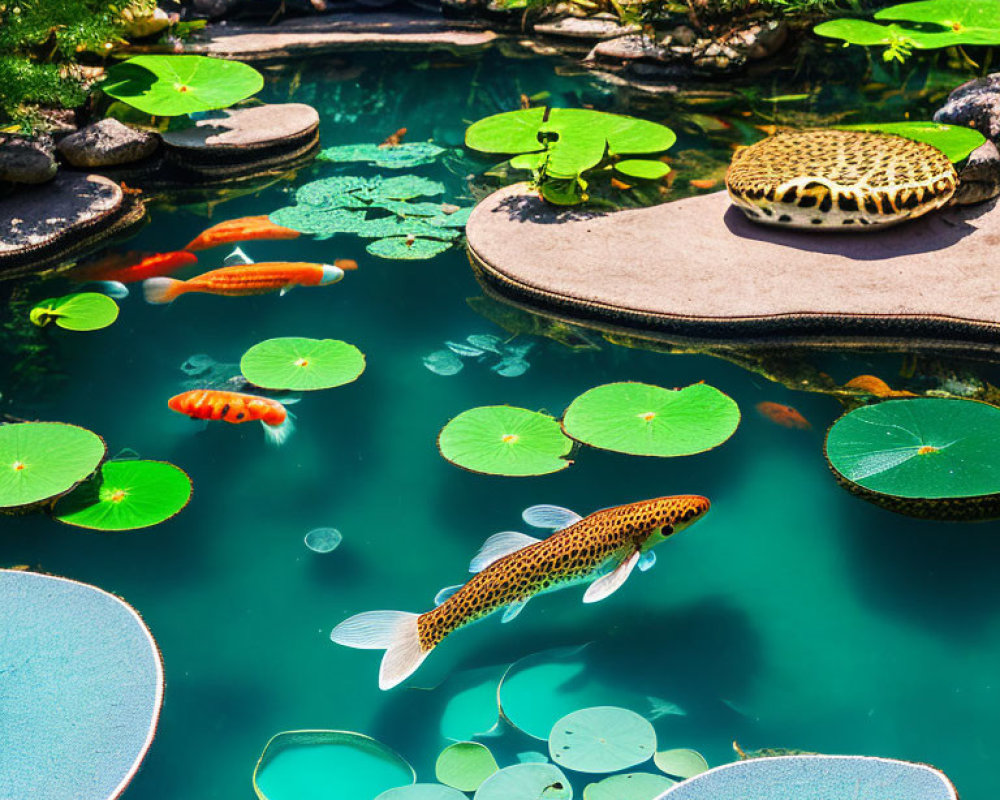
279, 286, 293, 297
223, 246, 254, 266
522, 505, 582, 530
583, 550, 640, 604
501, 598, 529, 623
470, 531, 541, 573
434, 584, 463, 606
638, 551, 656, 572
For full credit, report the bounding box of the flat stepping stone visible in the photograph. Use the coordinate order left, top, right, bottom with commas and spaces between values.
183, 13, 496, 61
0, 569, 164, 800
657, 755, 957, 800
0, 173, 144, 279
466, 186, 1000, 353
534, 17, 640, 40
161, 103, 319, 177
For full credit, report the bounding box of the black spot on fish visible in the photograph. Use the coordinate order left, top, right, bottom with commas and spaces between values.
818, 193, 833, 213
798, 194, 818, 209
864, 197, 880, 215
811, 218, 823, 225
778, 214, 792, 223
839, 196, 859, 212
781, 187, 798, 204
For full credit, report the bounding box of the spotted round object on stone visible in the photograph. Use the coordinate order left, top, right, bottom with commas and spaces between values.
726, 130, 957, 230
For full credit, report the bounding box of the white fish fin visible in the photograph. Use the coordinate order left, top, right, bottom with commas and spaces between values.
470, 531, 542, 573
262, 409, 295, 446
331, 610, 428, 690
501, 598, 529, 623
434, 584, 462, 606
143, 277, 185, 304
279, 285, 293, 297
223, 246, 254, 266
278, 395, 302, 406
91, 280, 129, 299
583, 550, 640, 604
638, 551, 656, 572
522, 504, 582, 530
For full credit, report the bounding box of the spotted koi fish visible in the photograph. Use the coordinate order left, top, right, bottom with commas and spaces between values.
331, 494, 711, 690
167, 389, 295, 445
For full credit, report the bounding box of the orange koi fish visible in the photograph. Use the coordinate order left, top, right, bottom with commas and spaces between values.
690, 178, 718, 190
74, 250, 199, 284
168, 389, 295, 445
333, 495, 711, 689
844, 374, 916, 398
143, 262, 349, 304
184, 216, 301, 251
379, 127, 407, 148
755, 401, 811, 430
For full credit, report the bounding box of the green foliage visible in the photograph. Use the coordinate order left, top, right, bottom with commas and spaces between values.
837, 121, 985, 161
29, 292, 119, 331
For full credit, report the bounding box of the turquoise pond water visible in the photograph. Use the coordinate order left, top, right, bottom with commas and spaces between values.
6, 47, 1000, 800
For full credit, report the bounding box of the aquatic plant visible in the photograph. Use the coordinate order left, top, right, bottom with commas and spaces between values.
368, 238, 454, 260
549, 707, 656, 773
583, 772, 675, 800
435, 742, 499, 791
824, 397, 1000, 520
474, 764, 572, 800
53, 459, 192, 531
561, 383, 740, 458
654, 750, 710, 780
101, 54, 264, 116
424, 335, 533, 379
437, 406, 574, 476
837, 121, 985, 162
465, 108, 676, 205
240, 337, 366, 391
29, 292, 119, 332
318, 142, 447, 170
0, 422, 105, 510
253, 731, 416, 800
304, 527, 342, 554
377, 786, 467, 800
0, 569, 162, 800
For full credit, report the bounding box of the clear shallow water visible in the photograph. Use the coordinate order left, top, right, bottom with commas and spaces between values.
4, 47, 1000, 800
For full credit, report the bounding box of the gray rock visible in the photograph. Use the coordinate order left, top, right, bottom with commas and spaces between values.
588, 34, 672, 62
534, 16, 639, 40
953, 140, 1000, 206
0, 135, 57, 184
57, 119, 159, 168
934, 73, 1000, 142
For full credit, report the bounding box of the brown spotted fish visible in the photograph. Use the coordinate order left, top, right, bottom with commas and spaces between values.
331, 495, 711, 690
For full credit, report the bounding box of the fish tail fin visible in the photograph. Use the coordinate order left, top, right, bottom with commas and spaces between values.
330, 610, 428, 690
143, 277, 186, 304
262, 409, 295, 446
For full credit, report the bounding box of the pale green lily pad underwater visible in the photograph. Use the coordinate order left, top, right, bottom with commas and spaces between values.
2, 48, 995, 800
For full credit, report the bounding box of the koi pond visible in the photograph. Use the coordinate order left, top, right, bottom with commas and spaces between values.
4, 46, 1000, 800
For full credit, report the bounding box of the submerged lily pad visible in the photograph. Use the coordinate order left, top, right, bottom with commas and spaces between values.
656, 755, 958, 800
435, 742, 499, 791
53, 460, 192, 531
376, 786, 467, 800
438, 665, 505, 740
654, 749, 709, 780
367, 237, 453, 260
614, 160, 670, 180
583, 773, 675, 800
473, 763, 573, 800
562, 383, 740, 457
824, 398, 1000, 520
438, 406, 573, 476
838, 122, 985, 162
241, 338, 366, 391
549, 707, 656, 774
269, 206, 366, 238
254, 730, 415, 800
0, 569, 163, 800
318, 142, 447, 169
30, 292, 119, 331
304, 527, 342, 553
0, 422, 106, 510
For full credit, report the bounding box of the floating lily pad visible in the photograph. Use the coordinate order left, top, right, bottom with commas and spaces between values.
473, 763, 573, 800
654, 749, 709, 780
438, 665, 504, 741
357, 217, 460, 241
101, 55, 264, 116
0, 422, 106, 510
318, 142, 446, 169
425, 207, 473, 229
562, 383, 740, 458
30, 292, 119, 331
304, 527, 342, 553
0, 569, 163, 800
436, 742, 499, 792
614, 160, 671, 180
824, 398, 1000, 520
876, 0, 1000, 46
367, 237, 453, 260
253, 730, 415, 800
269, 206, 367, 239
549, 707, 656, 774
438, 406, 573, 476
583, 773, 675, 800
53, 460, 192, 531
240, 338, 366, 392
656, 755, 958, 800
376, 786, 468, 800
838, 122, 985, 162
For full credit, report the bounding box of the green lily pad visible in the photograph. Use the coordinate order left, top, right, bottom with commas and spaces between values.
426, 207, 473, 229
296, 177, 372, 209
876, 0, 1000, 46
562, 383, 740, 458
0, 422, 106, 510
376, 786, 468, 800
438, 406, 573, 476
438, 665, 504, 741
356, 217, 460, 241
436, 742, 499, 792
614, 160, 671, 180
837, 122, 985, 162
824, 398, 1000, 520
269, 206, 366, 239
549, 707, 656, 774
654, 749, 709, 780
813, 18, 916, 47
474, 764, 573, 800
583, 773, 676, 800
376, 201, 454, 218
101, 55, 264, 116
30, 293, 119, 331
253, 730, 415, 800
318, 142, 447, 169
367, 237, 453, 260
53, 460, 192, 531
240, 337, 366, 392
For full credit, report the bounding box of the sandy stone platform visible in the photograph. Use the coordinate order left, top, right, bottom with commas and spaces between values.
466, 184, 1000, 353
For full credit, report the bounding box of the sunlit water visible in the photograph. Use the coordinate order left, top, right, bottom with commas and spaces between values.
5, 48, 1000, 800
